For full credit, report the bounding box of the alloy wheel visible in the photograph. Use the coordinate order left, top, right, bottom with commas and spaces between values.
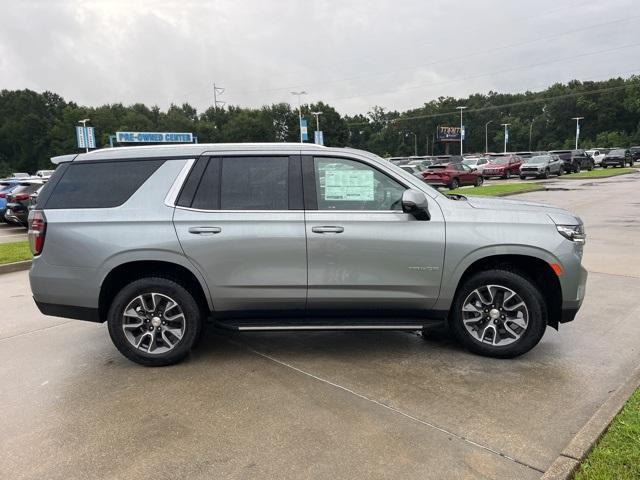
461, 284, 529, 346
122, 292, 186, 354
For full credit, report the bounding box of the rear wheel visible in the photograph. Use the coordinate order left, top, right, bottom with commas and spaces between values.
602, 164, 608, 169
448, 178, 460, 190
107, 277, 203, 366
587, 162, 593, 171
557, 167, 563, 176
574, 164, 581, 173
449, 269, 547, 358
619, 161, 624, 168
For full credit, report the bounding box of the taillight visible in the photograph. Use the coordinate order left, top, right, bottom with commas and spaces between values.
14, 193, 29, 201
28, 210, 47, 256
0, 192, 6, 198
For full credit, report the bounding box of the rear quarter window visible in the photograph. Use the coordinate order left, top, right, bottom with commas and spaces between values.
44, 160, 165, 209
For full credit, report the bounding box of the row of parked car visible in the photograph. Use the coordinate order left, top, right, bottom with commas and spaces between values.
0, 170, 54, 226
388, 147, 638, 189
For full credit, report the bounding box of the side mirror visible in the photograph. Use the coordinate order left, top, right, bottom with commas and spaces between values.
401, 189, 430, 220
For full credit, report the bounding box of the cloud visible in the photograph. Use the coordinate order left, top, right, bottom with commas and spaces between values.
1, 0, 638, 115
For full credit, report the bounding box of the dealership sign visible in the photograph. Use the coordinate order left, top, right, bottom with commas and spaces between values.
116, 131, 194, 143
437, 126, 462, 142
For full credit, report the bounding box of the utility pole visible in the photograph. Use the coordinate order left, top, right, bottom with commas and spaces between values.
213, 83, 226, 109
78, 118, 90, 153
501, 123, 511, 153
456, 106, 467, 155
529, 118, 535, 151
485, 120, 493, 154
291, 91, 307, 142
425, 135, 429, 156
572, 117, 584, 149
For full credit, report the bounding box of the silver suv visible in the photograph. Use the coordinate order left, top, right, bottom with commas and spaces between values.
29, 144, 587, 366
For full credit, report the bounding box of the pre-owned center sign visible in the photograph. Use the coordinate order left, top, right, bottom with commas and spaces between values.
116, 131, 193, 143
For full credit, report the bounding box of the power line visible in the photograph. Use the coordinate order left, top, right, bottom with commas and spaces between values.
234, 13, 640, 96
346, 81, 638, 126
328, 41, 640, 103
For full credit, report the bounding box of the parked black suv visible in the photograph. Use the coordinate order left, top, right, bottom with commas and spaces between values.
601, 149, 633, 168
630, 146, 640, 162
548, 149, 594, 173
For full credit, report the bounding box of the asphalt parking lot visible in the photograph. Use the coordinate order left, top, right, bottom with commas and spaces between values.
0, 222, 27, 244
1, 172, 639, 479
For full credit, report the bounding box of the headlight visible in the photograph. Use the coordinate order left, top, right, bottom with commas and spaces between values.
557, 224, 586, 243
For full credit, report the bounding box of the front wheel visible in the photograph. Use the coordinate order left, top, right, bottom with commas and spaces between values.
542, 169, 549, 179
519, 175, 526, 180
449, 269, 547, 358
574, 164, 581, 173
505, 170, 511, 179
107, 277, 203, 366
557, 167, 563, 176
602, 164, 608, 169
474, 176, 484, 187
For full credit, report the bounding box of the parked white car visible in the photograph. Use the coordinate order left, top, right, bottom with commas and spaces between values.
585, 149, 606, 166
462, 156, 489, 173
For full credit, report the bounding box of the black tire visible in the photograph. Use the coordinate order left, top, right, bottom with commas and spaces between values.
448, 178, 460, 190
557, 167, 563, 176
449, 269, 547, 358
602, 164, 607, 169
619, 161, 624, 168
107, 277, 203, 366
474, 176, 484, 187
574, 164, 581, 173
587, 162, 593, 171
505, 170, 511, 179
519, 175, 526, 180
542, 169, 549, 179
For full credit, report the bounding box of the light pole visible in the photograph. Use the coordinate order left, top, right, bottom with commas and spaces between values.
456, 106, 467, 155
78, 118, 90, 153
529, 118, 535, 151
291, 91, 307, 142
485, 120, 493, 153
501, 123, 510, 153
572, 117, 584, 149
406, 132, 417, 156
311, 111, 322, 131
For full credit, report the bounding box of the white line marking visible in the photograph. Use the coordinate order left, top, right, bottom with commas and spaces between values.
225, 338, 544, 474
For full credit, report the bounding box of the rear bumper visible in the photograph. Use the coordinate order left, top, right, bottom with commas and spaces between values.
34, 299, 101, 322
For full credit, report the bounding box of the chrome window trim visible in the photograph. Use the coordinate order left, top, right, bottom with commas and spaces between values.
164, 159, 195, 207
174, 205, 404, 214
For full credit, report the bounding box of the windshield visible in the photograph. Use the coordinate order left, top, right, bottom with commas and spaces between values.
462, 159, 478, 165
608, 149, 625, 156
489, 157, 509, 164
529, 156, 550, 164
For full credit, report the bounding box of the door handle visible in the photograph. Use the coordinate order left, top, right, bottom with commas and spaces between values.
311, 226, 344, 234
188, 226, 222, 235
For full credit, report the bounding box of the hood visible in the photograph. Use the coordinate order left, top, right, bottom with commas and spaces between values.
464, 195, 581, 224
521, 162, 546, 168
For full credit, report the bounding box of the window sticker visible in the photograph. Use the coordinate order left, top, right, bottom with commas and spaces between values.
324, 169, 374, 201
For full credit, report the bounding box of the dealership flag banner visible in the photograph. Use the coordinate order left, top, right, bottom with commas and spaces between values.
300, 118, 308, 141
76, 126, 96, 149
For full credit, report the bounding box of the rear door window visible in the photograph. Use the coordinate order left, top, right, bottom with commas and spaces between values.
188, 156, 291, 210
44, 160, 165, 209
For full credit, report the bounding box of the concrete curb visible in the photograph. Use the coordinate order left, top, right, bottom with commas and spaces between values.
559, 169, 638, 180
0, 260, 32, 275
541, 365, 640, 479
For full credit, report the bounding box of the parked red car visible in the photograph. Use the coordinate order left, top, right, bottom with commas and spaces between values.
482, 154, 523, 179
421, 162, 484, 190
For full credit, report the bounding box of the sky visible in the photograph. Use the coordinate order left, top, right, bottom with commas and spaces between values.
1, 0, 639, 115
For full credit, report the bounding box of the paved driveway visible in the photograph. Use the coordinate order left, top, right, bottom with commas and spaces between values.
1, 173, 639, 479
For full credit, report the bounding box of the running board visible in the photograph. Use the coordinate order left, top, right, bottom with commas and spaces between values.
213, 319, 443, 332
